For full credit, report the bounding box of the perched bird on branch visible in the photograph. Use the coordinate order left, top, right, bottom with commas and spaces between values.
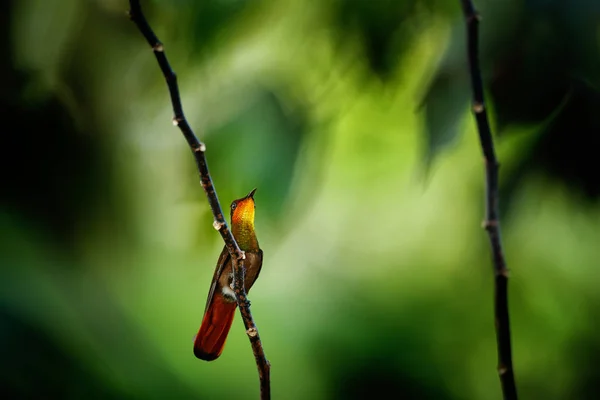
194, 188, 263, 361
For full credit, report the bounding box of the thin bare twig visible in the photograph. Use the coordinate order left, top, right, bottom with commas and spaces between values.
459, 1, 518, 399
232, 261, 271, 399
128, 2, 270, 398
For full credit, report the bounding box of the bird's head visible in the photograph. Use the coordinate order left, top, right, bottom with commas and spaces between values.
230, 188, 257, 227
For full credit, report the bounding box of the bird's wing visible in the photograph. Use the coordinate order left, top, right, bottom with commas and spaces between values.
248, 249, 264, 288
203, 245, 230, 314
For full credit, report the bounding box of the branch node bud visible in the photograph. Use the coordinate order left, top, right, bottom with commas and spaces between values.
482, 219, 498, 229
498, 267, 510, 278
194, 143, 206, 153
247, 327, 258, 338
212, 220, 224, 230
498, 364, 508, 375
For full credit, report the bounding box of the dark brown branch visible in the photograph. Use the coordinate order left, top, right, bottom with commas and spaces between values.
232, 258, 271, 399
459, 2, 518, 400
128, 2, 270, 398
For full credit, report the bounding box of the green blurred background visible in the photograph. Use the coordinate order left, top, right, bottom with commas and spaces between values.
2, 0, 600, 399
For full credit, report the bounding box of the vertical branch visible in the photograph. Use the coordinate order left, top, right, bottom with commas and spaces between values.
232, 258, 271, 399
459, 1, 518, 399
128, 2, 270, 399
128, 0, 239, 258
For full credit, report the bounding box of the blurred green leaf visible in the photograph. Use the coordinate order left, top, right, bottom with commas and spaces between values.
421, 70, 469, 163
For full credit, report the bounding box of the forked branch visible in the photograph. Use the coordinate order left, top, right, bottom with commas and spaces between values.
128, 2, 270, 398
459, 1, 518, 399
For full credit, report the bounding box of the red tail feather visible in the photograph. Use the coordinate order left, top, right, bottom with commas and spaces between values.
193, 295, 237, 361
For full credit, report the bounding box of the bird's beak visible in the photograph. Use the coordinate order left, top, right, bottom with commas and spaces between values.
246, 188, 257, 199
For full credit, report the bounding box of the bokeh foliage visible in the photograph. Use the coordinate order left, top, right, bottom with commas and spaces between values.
1, 0, 599, 399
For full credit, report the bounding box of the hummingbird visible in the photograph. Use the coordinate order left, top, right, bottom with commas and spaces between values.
193, 188, 263, 361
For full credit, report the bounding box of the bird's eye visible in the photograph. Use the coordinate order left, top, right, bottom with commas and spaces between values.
231, 202, 237, 211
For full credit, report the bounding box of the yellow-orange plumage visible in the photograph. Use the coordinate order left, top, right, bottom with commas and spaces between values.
231, 197, 255, 227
